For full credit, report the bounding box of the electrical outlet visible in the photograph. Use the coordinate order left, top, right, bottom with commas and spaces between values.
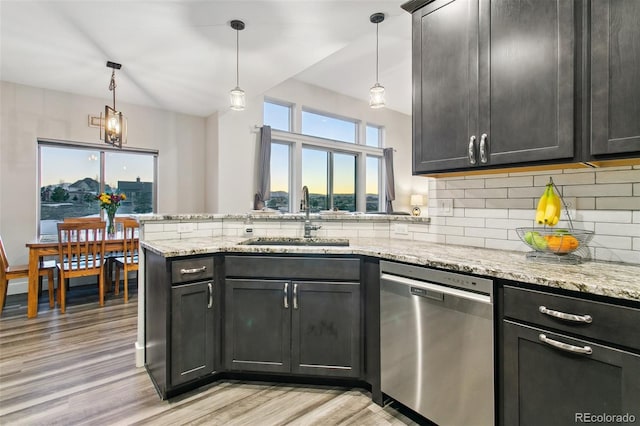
561, 197, 577, 221
392, 223, 409, 235
177, 222, 194, 233
437, 199, 454, 217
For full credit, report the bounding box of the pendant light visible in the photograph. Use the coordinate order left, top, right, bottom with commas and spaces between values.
229, 19, 246, 111
100, 61, 127, 147
369, 13, 385, 109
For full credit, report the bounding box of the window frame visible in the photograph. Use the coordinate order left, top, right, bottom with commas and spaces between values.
264, 98, 293, 132
37, 138, 158, 236
300, 107, 360, 144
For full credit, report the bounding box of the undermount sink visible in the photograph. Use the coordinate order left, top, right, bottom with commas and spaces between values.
239, 237, 350, 247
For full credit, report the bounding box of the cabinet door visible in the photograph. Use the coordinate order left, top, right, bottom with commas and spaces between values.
224, 279, 291, 373
590, 0, 640, 156
170, 281, 215, 386
412, 0, 479, 173
502, 320, 640, 426
480, 0, 574, 166
291, 281, 361, 378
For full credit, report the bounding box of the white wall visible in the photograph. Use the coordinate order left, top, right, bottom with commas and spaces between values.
0, 81, 207, 268
212, 78, 421, 213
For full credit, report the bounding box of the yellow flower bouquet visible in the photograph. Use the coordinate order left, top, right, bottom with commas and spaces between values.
96, 192, 126, 234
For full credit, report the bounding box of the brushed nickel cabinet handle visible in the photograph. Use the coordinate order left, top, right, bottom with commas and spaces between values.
468, 135, 477, 165
284, 283, 289, 309
293, 283, 298, 310
479, 133, 488, 163
180, 266, 207, 275
539, 306, 593, 324
207, 282, 213, 309
539, 334, 592, 355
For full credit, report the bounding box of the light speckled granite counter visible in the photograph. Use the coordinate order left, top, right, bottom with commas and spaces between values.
141, 236, 640, 303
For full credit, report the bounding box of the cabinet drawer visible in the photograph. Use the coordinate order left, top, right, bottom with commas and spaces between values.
225, 256, 360, 281
503, 286, 640, 351
171, 257, 214, 284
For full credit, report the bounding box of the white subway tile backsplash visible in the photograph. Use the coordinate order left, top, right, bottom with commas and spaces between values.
162, 223, 178, 232
465, 227, 508, 239
534, 173, 594, 186
413, 232, 446, 243
485, 239, 527, 251
432, 189, 466, 199
446, 179, 485, 189
591, 235, 633, 250
485, 176, 533, 188
454, 198, 485, 208
593, 247, 640, 264
575, 198, 595, 210
143, 223, 164, 233
596, 169, 640, 184
430, 225, 464, 236
634, 211, 640, 223
595, 222, 640, 237
465, 188, 508, 199
595, 197, 640, 210
564, 184, 632, 197
634, 183, 640, 196
580, 210, 632, 223
508, 209, 535, 219
446, 217, 485, 227
486, 198, 534, 209
465, 208, 509, 219
446, 235, 485, 248
181, 229, 213, 239
197, 222, 222, 230
634, 238, 640, 250
507, 186, 544, 198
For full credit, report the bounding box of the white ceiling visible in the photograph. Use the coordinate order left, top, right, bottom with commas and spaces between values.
0, 0, 412, 117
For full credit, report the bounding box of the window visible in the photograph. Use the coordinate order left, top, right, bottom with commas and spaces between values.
267, 142, 290, 212
264, 101, 384, 213
366, 156, 381, 212
301, 148, 329, 212
264, 100, 292, 131
39, 141, 157, 236
366, 125, 382, 147
301, 110, 357, 143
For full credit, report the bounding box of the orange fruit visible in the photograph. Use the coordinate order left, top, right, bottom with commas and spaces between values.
545, 234, 579, 253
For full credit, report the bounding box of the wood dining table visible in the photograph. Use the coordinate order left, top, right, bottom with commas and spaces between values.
25, 233, 137, 318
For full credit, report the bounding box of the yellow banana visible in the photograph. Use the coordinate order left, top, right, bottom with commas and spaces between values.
544, 185, 561, 226
535, 185, 549, 225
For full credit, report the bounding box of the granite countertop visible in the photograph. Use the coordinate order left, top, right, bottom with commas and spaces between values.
141, 236, 640, 303
135, 212, 431, 223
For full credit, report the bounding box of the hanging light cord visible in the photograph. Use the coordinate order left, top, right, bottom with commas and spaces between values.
109, 70, 117, 110
236, 28, 240, 87
375, 22, 379, 84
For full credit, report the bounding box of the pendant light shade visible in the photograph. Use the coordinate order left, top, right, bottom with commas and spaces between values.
100, 61, 127, 147
369, 13, 385, 109
230, 20, 246, 111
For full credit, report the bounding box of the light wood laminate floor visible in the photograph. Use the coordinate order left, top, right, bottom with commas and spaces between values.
0, 296, 420, 425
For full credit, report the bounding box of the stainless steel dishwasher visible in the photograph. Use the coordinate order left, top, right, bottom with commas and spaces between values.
380, 260, 494, 426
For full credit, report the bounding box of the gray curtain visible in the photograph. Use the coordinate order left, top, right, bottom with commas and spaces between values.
255, 125, 272, 209
383, 148, 396, 213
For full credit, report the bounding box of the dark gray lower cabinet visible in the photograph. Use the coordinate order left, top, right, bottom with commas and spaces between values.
501, 284, 640, 425
502, 320, 640, 425
225, 278, 361, 378
224, 279, 291, 374
170, 281, 215, 386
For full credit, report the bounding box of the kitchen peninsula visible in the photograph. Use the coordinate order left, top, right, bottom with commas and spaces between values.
136, 213, 640, 425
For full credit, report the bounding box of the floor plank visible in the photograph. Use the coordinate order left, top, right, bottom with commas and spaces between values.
1, 295, 420, 425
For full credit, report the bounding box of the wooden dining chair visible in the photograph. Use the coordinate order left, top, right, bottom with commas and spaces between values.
63, 217, 103, 223
56, 221, 107, 314
112, 218, 139, 303
1, 235, 56, 316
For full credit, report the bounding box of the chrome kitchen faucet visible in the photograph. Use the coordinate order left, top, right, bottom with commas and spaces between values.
301, 185, 321, 238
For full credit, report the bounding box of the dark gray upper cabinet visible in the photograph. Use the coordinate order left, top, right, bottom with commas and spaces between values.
590, 0, 640, 157
410, 0, 576, 174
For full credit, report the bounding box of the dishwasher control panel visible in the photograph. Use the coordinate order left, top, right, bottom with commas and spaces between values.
380, 260, 493, 298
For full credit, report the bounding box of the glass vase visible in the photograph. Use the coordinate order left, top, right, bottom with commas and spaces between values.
107, 211, 116, 236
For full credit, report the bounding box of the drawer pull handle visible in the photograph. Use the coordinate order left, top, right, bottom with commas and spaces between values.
180, 266, 207, 275
293, 283, 298, 310
284, 283, 289, 309
539, 306, 592, 324
207, 282, 213, 309
539, 334, 592, 355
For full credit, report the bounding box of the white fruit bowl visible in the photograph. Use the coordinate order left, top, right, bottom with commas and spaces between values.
515, 227, 594, 255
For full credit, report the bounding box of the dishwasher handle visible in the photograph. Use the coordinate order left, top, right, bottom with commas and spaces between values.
381, 272, 492, 304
